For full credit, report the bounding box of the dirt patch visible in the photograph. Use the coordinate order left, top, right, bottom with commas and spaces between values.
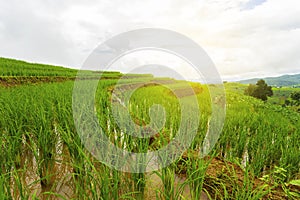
0, 75, 123, 87
176, 155, 298, 200
0, 76, 75, 87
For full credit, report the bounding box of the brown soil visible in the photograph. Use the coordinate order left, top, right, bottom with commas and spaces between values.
0, 75, 121, 87
176, 155, 299, 200
0, 76, 75, 87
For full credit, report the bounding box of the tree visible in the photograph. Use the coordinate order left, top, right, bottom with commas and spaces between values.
290, 91, 300, 102
290, 91, 300, 106
244, 79, 273, 101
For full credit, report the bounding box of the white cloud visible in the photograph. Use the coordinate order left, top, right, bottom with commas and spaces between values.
0, 0, 299, 80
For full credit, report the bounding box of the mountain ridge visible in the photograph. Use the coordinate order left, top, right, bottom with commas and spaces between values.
238, 73, 300, 87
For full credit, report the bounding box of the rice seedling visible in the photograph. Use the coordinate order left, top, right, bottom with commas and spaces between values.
0, 58, 299, 199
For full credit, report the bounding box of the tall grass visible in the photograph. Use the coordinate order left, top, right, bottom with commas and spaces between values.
0, 75, 299, 199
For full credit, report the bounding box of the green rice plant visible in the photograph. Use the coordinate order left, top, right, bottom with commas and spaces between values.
0, 62, 299, 200
0, 173, 7, 200
203, 161, 269, 200
283, 179, 300, 199
185, 154, 211, 200
158, 166, 176, 200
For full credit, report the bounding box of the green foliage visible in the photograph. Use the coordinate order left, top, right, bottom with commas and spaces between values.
0, 58, 299, 199
291, 91, 300, 102
283, 91, 300, 113
0, 57, 77, 76
0, 79, 299, 199
244, 79, 273, 101
0, 57, 123, 78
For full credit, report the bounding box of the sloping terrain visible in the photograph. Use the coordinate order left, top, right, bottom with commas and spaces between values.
239, 73, 300, 87
0, 58, 299, 199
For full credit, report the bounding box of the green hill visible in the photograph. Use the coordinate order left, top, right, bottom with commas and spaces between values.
239, 73, 300, 87
0, 57, 126, 78
0, 57, 79, 76
0, 57, 157, 87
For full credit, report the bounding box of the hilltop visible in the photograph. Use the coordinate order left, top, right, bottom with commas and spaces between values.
238, 73, 300, 87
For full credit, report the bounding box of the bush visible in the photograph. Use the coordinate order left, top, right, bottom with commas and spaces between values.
244, 79, 273, 101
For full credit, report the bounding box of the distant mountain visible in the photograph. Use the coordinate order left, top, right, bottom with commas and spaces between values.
238, 73, 300, 87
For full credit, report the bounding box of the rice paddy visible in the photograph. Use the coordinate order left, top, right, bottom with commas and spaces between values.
0, 58, 300, 199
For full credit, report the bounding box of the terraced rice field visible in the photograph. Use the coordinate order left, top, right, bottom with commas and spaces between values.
0, 58, 300, 199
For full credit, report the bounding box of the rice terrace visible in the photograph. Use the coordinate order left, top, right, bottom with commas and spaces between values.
0, 57, 299, 199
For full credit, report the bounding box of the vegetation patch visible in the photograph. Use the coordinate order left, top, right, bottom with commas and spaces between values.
0, 58, 299, 199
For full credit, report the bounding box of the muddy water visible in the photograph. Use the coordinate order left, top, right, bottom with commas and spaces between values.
10, 139, 74, 200
145, 172, 209, 200
8, 114, 210, 199
10, 140, 210, 200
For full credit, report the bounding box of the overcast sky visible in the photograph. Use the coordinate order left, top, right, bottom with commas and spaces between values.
0, 0, 299, 81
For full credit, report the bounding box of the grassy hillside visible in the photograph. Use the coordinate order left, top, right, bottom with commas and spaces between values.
0, 57, 78, 76
239, 73, 300, 87
0, 57, 126, 78
0, 57, 155, 87
268, 87, 300, 104
225, 82, 300, 111
0, 58, 299, 199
